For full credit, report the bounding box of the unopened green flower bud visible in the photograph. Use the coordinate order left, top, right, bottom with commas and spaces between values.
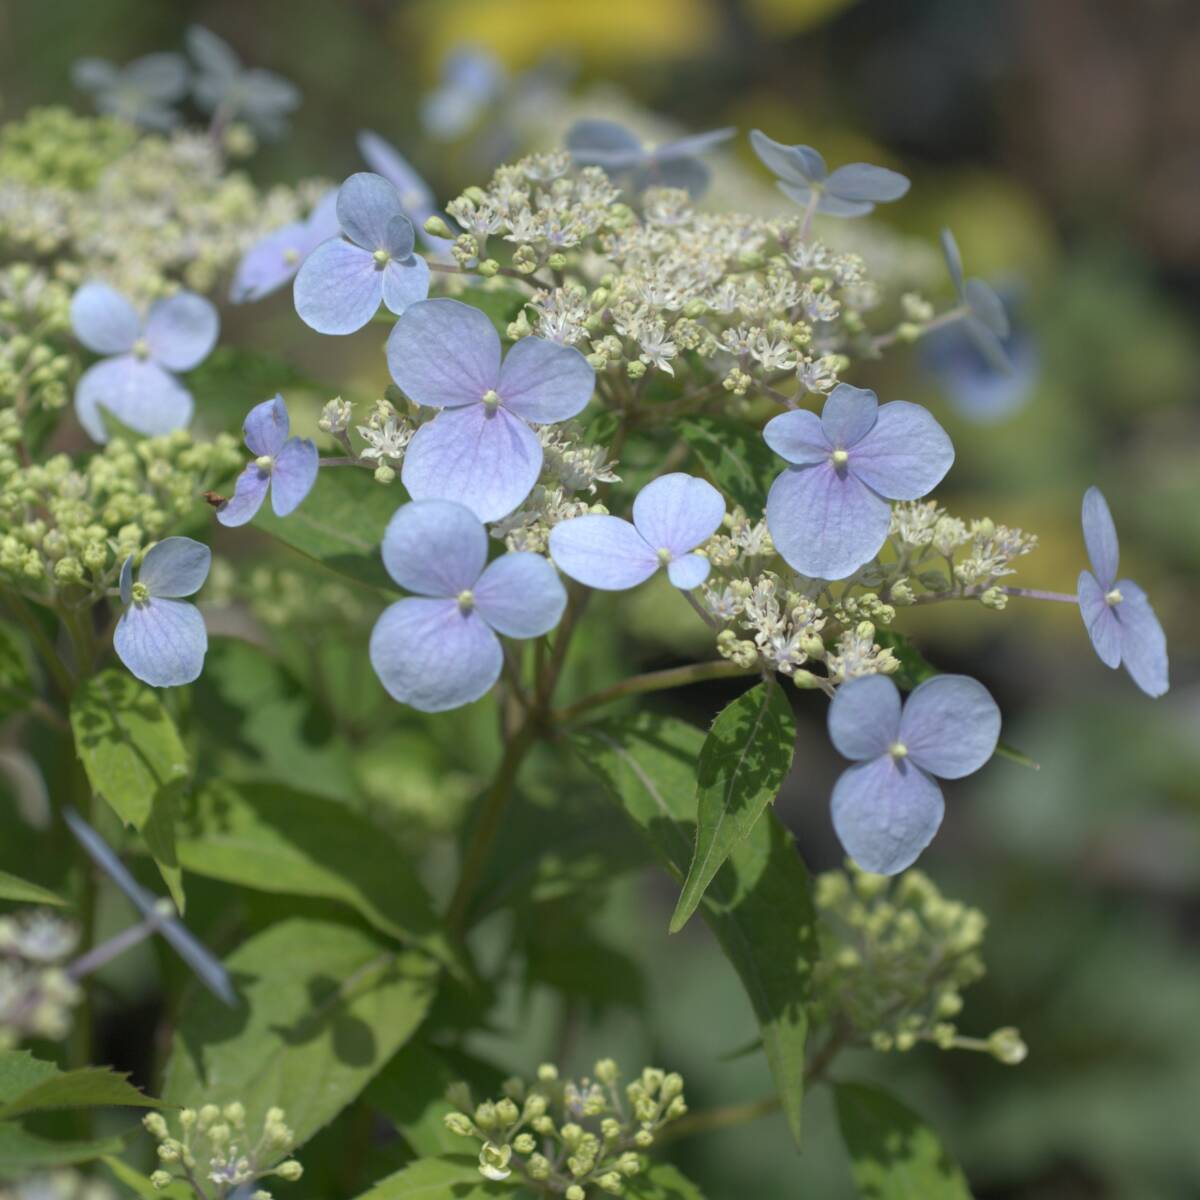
275, 1160, 303, 1181
617, 1152, 641, 1176
979, 586, 1007, 611
444, 1112, 475, 1137
634, 1128, 654, 1148
513, 1132, 536, 1154
566, 1187, 585, 1200
527, 1153, 552, 1180
476, 259, 500, 278
494, 1097, 519, 1126
150, 1171, 174, 1190
198, 1104, 220, 1128
600, 1117, 621, 1142
536, 1063, 558, 1082
423, 215, 454, 239
532, 1114, 555, 1135
594, 1057, 619, 1085
988, 1026, 1027, 1065
626, 360, 646, 379
474, 1101, 498, 1130
547, 252, 567, 271
223, 1102, 245, 1126
143, 1112, 169, 1140
374, 465, 395, 484
789, 669, 823, 690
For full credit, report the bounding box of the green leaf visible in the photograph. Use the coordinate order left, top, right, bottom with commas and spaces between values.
571, 713, 816, 1148
364, 1040, 506, 1158
101, 1156, 193, 1199
672, 680, 796, 932
457, 285, 528, 336
254, 465, 398, 590
679, 415, 780, 514
834, 1081, 973, 1200
0, 1056, 160, 1118
0, 869, 66, 907
187, 345, 329, 434
177, 780, 457, 969
350, 1155, 513, 1198
627, 1162, 708, 1198
0, 1125, 124, 1175
70, 669, 187, 911
0, 622, 34, 721
873, 629, 939, 691
0, 1051, 161, 1120
163, 918, 437, 1150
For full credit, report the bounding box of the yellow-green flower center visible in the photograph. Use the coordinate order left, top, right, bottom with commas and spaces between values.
132, 338, 150, 361
131, 581, 150, 604
481, 389, 501, 413
830, 448, 850, 468
255, 454, 274, 473
457, 589, 475, 614
283, 247, 300, 265
1105, 587, 1123, 607
888, 741, 908, 759
656, 547, 673, 564
372, 249, 391, 267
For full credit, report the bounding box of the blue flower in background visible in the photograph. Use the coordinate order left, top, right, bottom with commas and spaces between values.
293, 173, 430, 335
940, 228, 1012, 372
567, 119, 735, 198
1078, 487, 1168, 697
114, 537, 211, 689
920, 290, 1036, 423
70, 282, 219, 443
764, 384, 954, 581
369, 500, 566, 711
828, 673, 1001, 874
387, 299, 594, 522
549, 473, 725, 591
421, 46, 505, 141
749, 130, 910, 217
185, 24, 300, 139
216, 395, 319, 528
356, 130, 455, 253
229, 189, 340, 303
71, 53, 189, 131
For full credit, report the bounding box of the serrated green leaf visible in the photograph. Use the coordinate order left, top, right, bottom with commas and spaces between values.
254, 467, 398, 590
350, 1155, 512, 1198
679, 415, 780, 514
571, 713, 816, 1148
0, 622, 34, 722
0, 869, 66, 907
177, 780, 457, 970
672, 680, 796, 932
101, 1156, 193, 1199
0, 1125, 124, 1175
70, 670, 187, 911
627, 1162, 708, 1198
834, 1081, 973, 1200
0, 1051, 161, 1120
163, 918, 437, 1150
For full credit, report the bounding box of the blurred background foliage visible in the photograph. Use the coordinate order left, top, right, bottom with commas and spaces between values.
1, 0, 1198, 1197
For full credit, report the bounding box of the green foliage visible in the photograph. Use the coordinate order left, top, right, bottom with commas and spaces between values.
163, 918, 437, 1149
834, 1082, 972, 1199
679, 415, 780, 515
627, 1162, 708, 1198
0, 1125, 124, 1176
101, 1156, 193, 1199
349, 1155, 511, 1198
177, 780, 456, 968
254, 467, 399, 590
0, 869, 65, 907
187, 346, 328, 435
0, 622, 33, 721
0, 1050, 161, 1119
70, 669, 187, 910
672, 680, 796, 932
457, 285, 529, 336
571, 712, 816, 1148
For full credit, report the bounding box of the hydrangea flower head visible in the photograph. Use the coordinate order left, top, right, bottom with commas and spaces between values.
764, 384, 954, 580
185, 24, 300, 139
940, 228, 1012, 371
216, 395, 319, 528
421, 46, 505, 140
294, 173, 430, 335
369, 500, 567, 711
549, 473, 725, 591
70, 282, 219, 443
115, 537, 211, 689
71, 53, 189, 131
230, 189, 339, 303
749, 130, 910, 217
567, 119, 735, 198
828, 673, 1001, 874
387, 298, 594, 522
1077, 487, 1168, 697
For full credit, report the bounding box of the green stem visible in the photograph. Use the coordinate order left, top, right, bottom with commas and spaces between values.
553, 660, 760, 725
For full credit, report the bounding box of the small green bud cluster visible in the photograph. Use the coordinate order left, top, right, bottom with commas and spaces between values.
0, 107, 137, 191
812, 864, 1026, 1065
144, 1103, 302, 1199
0, 430, 239, 598
443, 1059, 687, 1196
0, 909, 82, 1049
0, 264, 76, 416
